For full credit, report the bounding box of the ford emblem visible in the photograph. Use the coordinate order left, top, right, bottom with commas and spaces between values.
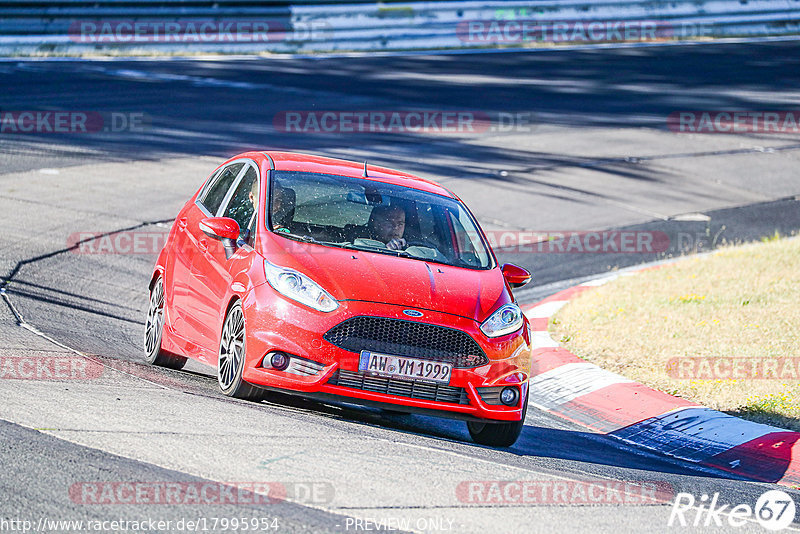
403, 309, 423, 318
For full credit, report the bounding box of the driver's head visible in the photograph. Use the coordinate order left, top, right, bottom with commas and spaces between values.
248, 178, 259, 210
368, 205, 406, 243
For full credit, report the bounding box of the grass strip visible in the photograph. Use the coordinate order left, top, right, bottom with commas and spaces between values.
550, 234, 800, 431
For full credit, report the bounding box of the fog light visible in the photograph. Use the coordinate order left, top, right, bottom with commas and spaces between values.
270, 352, 290, 371
500, 387, 519, 406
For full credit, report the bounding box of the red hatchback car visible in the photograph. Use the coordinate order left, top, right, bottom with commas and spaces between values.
145, 151, 533, 446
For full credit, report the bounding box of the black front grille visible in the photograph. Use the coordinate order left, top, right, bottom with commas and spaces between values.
323, 316, 488, 368
476, 387, 505, 405
328, 369, 470, 405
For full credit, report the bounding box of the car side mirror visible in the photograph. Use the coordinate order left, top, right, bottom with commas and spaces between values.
502, 263, 532, 289
199, 217, 240, 259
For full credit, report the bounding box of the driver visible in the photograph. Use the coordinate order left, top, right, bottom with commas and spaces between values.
264, 182, 294, 232
367, 205, 407, 250
238, 177, 260, 245
248, 178, 259, 212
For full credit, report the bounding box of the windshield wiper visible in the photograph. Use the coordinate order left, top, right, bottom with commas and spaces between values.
342, 242, 412, 258
277, 233, 421, 260
278, 232, 320, 244
277, 232, 354, 249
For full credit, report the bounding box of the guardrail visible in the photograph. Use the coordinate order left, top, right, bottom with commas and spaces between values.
0, 0, 798, 54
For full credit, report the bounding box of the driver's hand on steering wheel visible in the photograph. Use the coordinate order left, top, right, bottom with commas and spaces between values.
387, 238, 407, 250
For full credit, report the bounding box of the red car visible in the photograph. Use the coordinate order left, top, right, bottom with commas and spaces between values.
144, 151, 533, 446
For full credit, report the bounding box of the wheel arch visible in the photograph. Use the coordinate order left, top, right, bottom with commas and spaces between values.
149, 267, 164, 291
224, 294, 242, 319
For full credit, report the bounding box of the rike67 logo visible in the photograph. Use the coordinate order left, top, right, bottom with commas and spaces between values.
669, 490, 796, 530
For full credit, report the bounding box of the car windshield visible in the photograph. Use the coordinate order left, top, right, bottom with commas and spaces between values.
267, 171, 493, 270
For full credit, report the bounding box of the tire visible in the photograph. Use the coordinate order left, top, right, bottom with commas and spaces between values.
217, 301, 265, 401
466, 392, 528, 447
143, 276, 187, 370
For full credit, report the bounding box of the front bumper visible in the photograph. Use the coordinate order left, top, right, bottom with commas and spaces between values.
240, 285, 532, 422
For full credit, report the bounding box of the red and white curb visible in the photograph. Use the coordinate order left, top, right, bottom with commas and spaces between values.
524, 274, 800, 487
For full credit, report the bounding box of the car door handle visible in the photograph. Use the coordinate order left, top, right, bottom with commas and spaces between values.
198, 239, 208, 253
177, 217, 188, 229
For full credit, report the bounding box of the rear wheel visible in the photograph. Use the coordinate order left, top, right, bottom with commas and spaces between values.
467, 392, 528, 447
143, 276, 187, 370
218, 301, 264, 401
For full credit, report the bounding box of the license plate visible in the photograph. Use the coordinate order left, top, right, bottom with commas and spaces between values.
358, 351, 452, 384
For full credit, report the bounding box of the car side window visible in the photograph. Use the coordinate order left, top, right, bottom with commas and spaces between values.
220, 165, 259, 239
200, 162, 245, 215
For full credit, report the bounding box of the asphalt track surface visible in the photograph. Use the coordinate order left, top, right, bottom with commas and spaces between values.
1, 41, 800, 533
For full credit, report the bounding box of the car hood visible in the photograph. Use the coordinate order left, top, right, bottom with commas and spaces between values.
268, 241, 510, 322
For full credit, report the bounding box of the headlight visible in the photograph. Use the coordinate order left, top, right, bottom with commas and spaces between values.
480, 303, 523, 338
264, 261, 338, 312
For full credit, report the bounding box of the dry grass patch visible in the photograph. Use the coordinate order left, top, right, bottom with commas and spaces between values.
550, 235, 800, 431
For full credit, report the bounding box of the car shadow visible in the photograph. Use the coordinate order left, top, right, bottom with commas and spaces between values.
40, 351, 759, 484
253, 388, 749, 483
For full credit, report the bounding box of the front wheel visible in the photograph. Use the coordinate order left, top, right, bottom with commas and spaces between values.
218, 301, 264, 401
467, 393, 527, 447
143, 276, 186, 370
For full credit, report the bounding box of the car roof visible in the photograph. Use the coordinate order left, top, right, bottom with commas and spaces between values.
261, 151, 456, 198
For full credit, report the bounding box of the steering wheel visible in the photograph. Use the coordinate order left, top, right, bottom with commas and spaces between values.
404, 239, 449, 262
405, 239, 440, 250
